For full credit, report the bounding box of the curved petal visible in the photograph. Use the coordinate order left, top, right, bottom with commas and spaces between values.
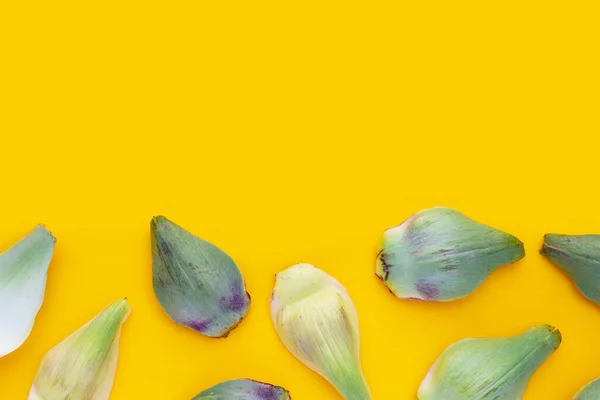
271, 264, 370, 400
377, 207, 524, 301
29, 299, 130, 400
541, 234, 600, 306
193, 379, 291, 400
418, 325, 561, 400
0, 225, 55, 357
574, 377, 600, 399
151, 216, 250, 338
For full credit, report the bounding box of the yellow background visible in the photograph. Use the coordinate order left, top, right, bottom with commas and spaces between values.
0, 0, 599, 398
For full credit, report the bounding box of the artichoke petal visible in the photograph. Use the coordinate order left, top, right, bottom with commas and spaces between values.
377, 207, 525, 301
151, 216, 250, 338
270, 264, 371, 400
574, 377, 600, 400
541, 234, 600, 306
193, 379, 291, 400
418, 325, 561, 400
29, 299, 130, 400
0, 225, 55, 357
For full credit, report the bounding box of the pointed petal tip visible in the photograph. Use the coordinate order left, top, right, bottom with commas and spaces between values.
539, 234, 600, 307
112, 297, 130, 306
34, 225, 56, 243
150, 215, 168, 229
106, 298, 132, 322
516, 237, 526, 248
548, 325, 562, 346
554, 330, 562, 347
541, 233, 570, 246
541, 233, 555, 245
527, 324, 562, 349
540, 234, 568, 258
151, 215, 178, 230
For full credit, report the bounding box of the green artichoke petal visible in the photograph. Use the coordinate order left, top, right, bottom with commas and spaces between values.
151, 216, 250, 338
0, 225, 55, 357
271, 264, 371, 400
193, 379, 291, 400
541, 234, 600, 306
574, 377, 600, 400
377, 207, 525, 301
418, 325, 561, 400
29, 299, 130, 400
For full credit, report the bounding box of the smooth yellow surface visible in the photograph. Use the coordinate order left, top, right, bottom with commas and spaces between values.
0, 1, 599, 399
